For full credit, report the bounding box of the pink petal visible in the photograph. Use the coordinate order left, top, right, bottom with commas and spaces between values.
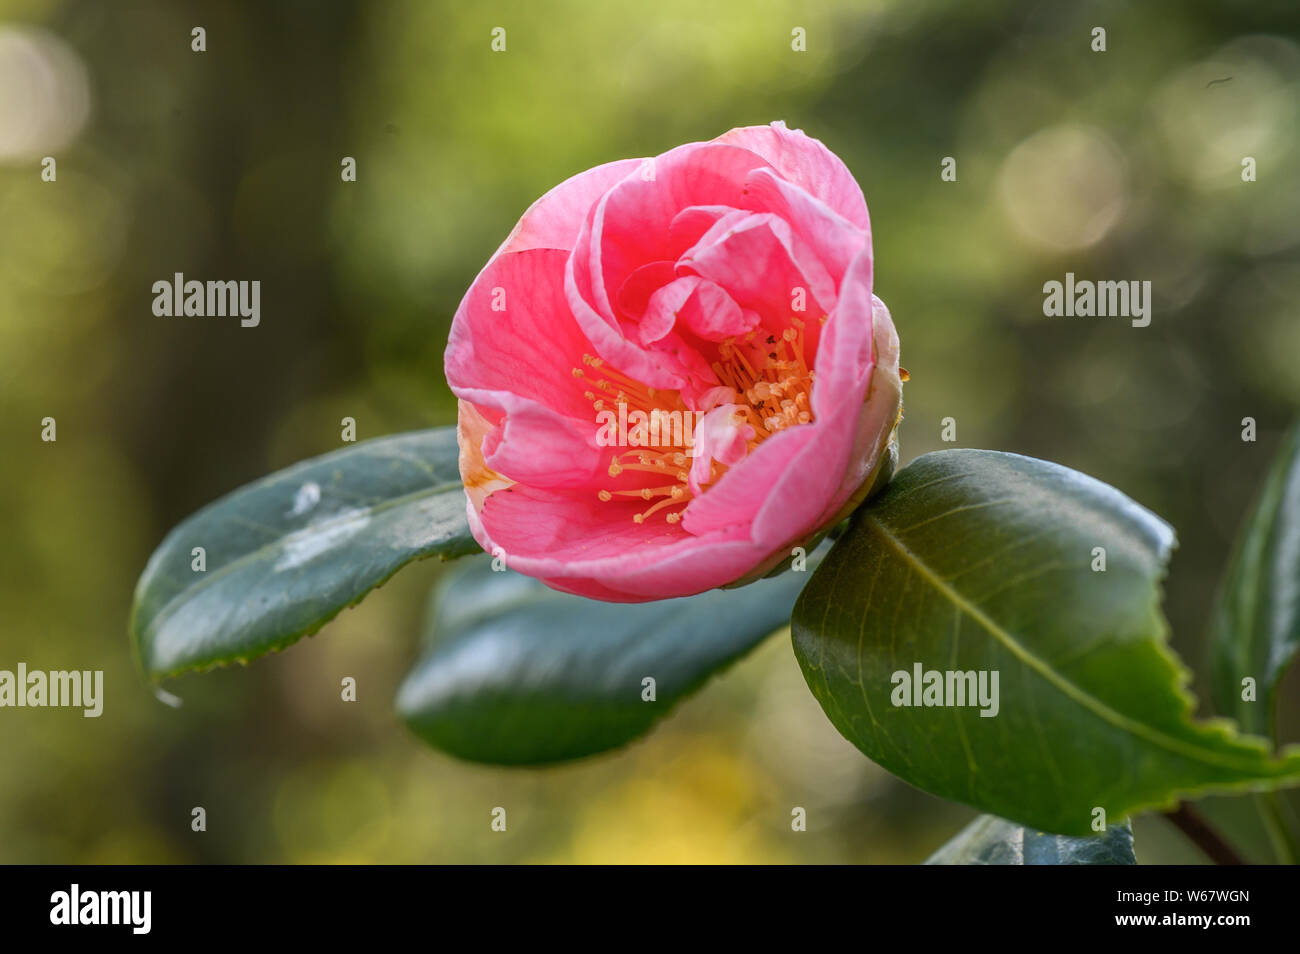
446, 249, 611, 491
682, 423, 818, 539
681, 246, 888, 548
638, 275, 699, 345
678, 211, 837, 322
644, 276, 756, 343
446, 248, 595, 421
740, 167, 867, 287
462, 387, 604, 490
563, 143, 776, 398
810, 242, 877, 420
473, 483, 763, 601
494, 158, 643, 258
615, 260, 676, 322
565, 254, 721, 402
713, 121, 869, 229
688, 403, 756, 493
752, 293, 900, 544
667, 205, 736, 257
585, 142, 774, 316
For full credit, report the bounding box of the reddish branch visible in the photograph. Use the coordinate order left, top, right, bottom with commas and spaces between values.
1162, 804, 1245, 865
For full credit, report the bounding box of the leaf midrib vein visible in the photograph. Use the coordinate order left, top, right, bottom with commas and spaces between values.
865, 514, 1281, 775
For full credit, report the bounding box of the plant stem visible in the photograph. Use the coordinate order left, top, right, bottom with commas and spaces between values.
1162, 804, 1245, 865
1256, 792, 1299, 865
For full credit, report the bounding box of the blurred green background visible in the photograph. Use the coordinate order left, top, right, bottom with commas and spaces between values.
1, 0, 1299, 863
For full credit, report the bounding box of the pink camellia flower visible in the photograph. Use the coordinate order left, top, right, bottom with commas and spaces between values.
445, 122, 903, 601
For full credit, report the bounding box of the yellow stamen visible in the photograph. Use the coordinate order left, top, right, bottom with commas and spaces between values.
584, 332, 815, 525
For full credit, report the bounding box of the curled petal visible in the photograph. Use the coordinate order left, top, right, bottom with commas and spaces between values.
688, 404, 756, 495
714, 121, 869, 229
494, 158, 643, 258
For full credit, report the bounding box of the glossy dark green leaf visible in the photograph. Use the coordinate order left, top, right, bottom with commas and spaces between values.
925, 815, 1135, 865
396, 546, 824, 764
792, 449, 1300, 836
131, 429, 477, 680
1212, 420, 1300, 737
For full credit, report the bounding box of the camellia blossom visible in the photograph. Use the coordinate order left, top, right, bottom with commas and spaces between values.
446, 122, 903, 601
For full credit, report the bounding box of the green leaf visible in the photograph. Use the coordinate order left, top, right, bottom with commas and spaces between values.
396, 547, 823, 765
791, 449, 1300, 836
925, 815, 1135, 865
131, 428, 477, 680
1211, 419, 1300, 737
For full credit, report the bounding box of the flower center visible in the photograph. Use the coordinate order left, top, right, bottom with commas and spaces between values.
574, 316, 820, 525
